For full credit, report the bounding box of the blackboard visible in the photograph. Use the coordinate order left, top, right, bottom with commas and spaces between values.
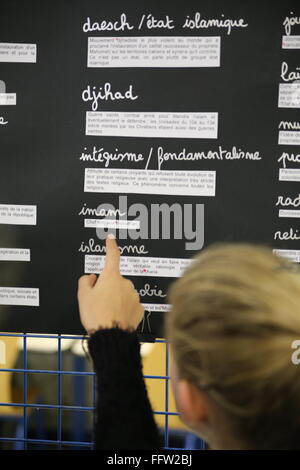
0, 0, 299, 338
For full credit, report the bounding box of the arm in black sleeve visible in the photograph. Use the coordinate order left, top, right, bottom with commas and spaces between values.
88, 327, 161, 450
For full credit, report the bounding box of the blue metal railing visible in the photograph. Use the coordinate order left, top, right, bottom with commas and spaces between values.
0, 333, 203, 450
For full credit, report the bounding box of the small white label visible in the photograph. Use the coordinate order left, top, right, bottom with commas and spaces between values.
273, 249, 300, 263
279, 131, 300, 145
84, 168, 216, 196
84, 219, 140, 229
0, 248, 30, 261
85, 255, 191, 277
88, 36, 221, 68
279, 168, 300, 181
0, 287, 39, 306
0, 93, 16, 105
0, 205, 37, 225
86, 111, 218, 139
278, 83, 300, 108
282, 36, 300, 49
142, 303, 171, 312
0, 43, 37, 62
279, 209, 300, 218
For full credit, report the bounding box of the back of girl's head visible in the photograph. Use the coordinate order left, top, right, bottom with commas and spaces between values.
167, 243, 300, 449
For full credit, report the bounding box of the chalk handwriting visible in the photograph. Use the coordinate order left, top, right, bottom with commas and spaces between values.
0, 116, 8, 125
274, 228, 300, 240
276, 195, 300, 207
139, 283, 167, 298
278, 151, 300, 168
279, 121, 300, 130
82, 83, 138, 111
78, 145, 261, 170
157, 145, 261, 170
79, 238, 149, 255
283, 13, 300, 36
138, 14, 174, 30
79, 146, 144, 166
182, 12, 248, 35
83, 14, 134, 32
281, 62, 300, 82
82, 12, 249, 35
78, 203, 126, 217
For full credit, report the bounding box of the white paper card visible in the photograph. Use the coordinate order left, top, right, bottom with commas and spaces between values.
0, 43, 37, 62
0, 287, 39, 306
84, 168, 216, 196
0, 93, 16, 105
273, 249, 300, 263
0, 205, 37, 225
279, 169, 300, 181
85, 255, 191, 277
86, 111, 218, 139
0, 248, 30, 261
279, 131, 300, 145
278, 83, 300, 108
88, 36, 220, 68
282, 36, 300, 49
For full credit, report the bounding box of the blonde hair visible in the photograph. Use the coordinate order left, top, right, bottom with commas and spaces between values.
166, 243, 300, 449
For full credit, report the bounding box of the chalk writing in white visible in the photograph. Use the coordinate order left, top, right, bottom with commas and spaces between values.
157, 145, 261, 170
182, 12, 248, 35
278, 151, 300, 168
276, 195, 300, 207
281, 62, 300, 82
279, 121, 300, 130
78, 238, 149, 255
79, 146, 144, 166
78, 204, 126, 217
83, 14, 134, 32
82, 83, 138, 111
139, 283, 167, 298
138, 14, 174, 30
283, 13, 300, 36
274, 228, 300, 240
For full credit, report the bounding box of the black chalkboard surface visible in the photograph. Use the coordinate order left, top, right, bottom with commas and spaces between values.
0, 0, 299, 338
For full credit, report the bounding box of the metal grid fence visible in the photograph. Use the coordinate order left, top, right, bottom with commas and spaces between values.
0, 333, 204, 450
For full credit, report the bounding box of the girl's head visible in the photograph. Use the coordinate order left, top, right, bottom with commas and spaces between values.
167, 243, 300, 449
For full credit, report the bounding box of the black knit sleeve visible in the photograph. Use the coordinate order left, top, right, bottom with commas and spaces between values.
88, 327, 161, 450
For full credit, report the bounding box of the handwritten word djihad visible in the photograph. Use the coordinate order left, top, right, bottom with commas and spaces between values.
79, 238, 149, 255
283, 14, 300, 36
281, 62, 300, 82
182, 12, 248, 35
80, 146, 144, 166
82, 83, 138, 111
78, 204, 126, 217
157, 146, 261, 170
278, 151, 300, 168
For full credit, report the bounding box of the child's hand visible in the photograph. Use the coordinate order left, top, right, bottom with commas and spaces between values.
77, 235, 144, 334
